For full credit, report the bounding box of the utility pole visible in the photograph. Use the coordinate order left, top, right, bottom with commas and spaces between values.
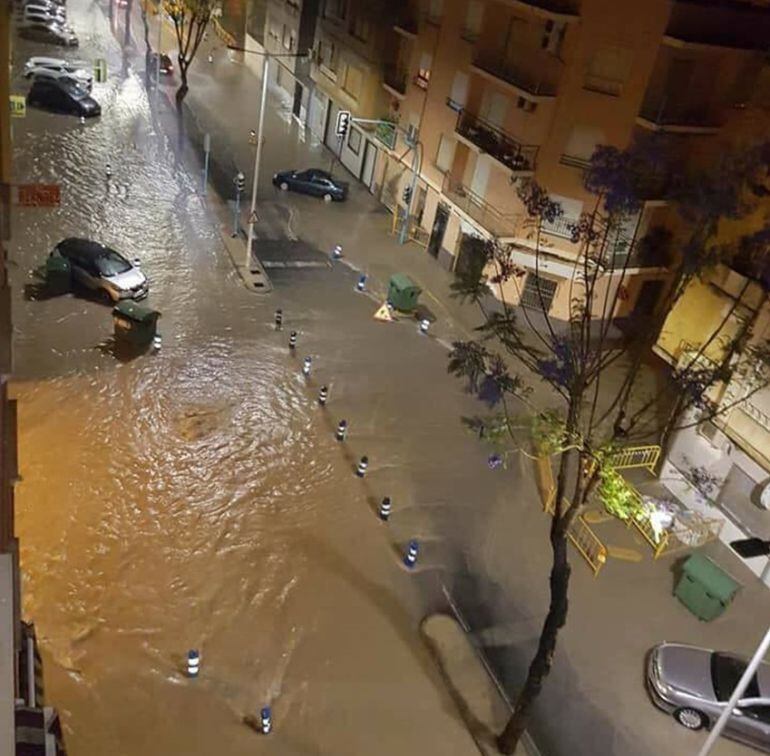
244, 54, 269, 269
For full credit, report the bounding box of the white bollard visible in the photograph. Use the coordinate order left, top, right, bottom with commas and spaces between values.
318, 385, 329, 406
106, 163, 112, 178
403, 540, 419, 569
332, 244, 342, 260
302, 356, 312, 377
356, 274, 366, 292
356, 456, 369, 478
152, 334, 162, 352
289, 331, 297, 350
335, 420, 348, 442
379, 497, 392, 521
419, 319, 430, 335
187, 649, 200, 677
274, 308, 283, 330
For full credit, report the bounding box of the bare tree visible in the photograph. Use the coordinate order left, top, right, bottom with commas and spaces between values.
448, 138, 770, 754
163, 0, 216, 107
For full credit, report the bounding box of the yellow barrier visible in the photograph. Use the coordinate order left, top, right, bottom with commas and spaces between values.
539, 457, 607, 577
607, 444, 660, 473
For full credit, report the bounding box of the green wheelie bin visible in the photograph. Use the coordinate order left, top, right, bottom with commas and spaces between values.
674, 552, 740, 621
112, 301, 161, 347
387, 273, 422, 313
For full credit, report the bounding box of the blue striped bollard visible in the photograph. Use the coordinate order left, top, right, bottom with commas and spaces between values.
274, 309, 283, 330
332, 244, 342, 260
187, 649, 200, 677
318, 385, 328, 406
356, 456, 369, 478
356, 273, 366, 292
403, 540, 419, 569
260, 707, 271, 734
302, 356, 312, 377
289, 331, 297, 350
379, 497, 391, 521
335, 420, 347, 441
419, 318, 430, 335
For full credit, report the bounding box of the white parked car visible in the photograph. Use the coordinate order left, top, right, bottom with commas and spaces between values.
22, 8, 70, 26
24, 57, 92, 89
21, 1, 66, 19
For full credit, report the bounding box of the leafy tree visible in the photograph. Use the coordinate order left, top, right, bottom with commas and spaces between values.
163, 0, 216, 106
448, 137, 770, 754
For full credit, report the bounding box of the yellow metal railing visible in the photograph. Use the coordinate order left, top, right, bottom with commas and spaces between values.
607, 444, 660, 473
538, 456, 607, 577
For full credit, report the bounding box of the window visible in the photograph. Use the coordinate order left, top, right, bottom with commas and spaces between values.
520, 274, 558, 311
516, 96, 536, 113
743, 706, 770, 725
343, 65, 362, 99
347, 127, 362, 155
435, 135, 456, 173
541, 19, 565, 55
584, 46, 633, 96
447, 71, 468, 111
462, 0, 483, 41
349, 12, 370, 41
427, 0, 443, 25
318, 40, 337, 70
325, 0, 346, 20
415, 52, 432, 89
542, 194, 583, 238
562, 125, 605, 167
282, 24, 292, 50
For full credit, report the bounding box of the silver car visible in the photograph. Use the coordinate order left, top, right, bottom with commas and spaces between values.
52, 238, 148, 301
647, 643, 770, 751
24, 57, 93, 90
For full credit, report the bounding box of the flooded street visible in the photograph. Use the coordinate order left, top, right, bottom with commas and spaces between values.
6, 0, 511, 753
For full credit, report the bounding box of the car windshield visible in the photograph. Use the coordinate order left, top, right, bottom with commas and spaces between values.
58, 79, 87, 97
711, 653, 760, 702
96, 250, 131, 276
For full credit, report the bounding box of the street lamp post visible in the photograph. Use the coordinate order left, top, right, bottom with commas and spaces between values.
155, 0, 162, 98
696, 625, 770, 756
244, 54, 269, 270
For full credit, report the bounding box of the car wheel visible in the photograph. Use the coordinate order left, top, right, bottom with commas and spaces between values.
674, 708, 707, 730
279, 182, 289, 191
323, 193, 333, 203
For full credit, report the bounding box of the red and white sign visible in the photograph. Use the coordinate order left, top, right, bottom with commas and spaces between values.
16, 184, 61, 207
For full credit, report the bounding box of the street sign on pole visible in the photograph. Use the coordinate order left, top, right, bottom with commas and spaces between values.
93, 58, 108, 83
336, 110, 351, 139
9, 96, 25, 119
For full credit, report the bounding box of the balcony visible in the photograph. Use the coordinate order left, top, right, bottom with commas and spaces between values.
393, 11, 418, 39
542, 215, 577, 240
637, 95, 721, 134
382, 67, 407, 99
471, 50, 560, 99
512, 0, 580, 19
442, 175, 520, 239
455, 111, 538, 175
665, 1, 770, 51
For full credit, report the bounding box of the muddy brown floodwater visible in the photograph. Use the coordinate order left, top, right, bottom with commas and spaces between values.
7, 0, 508, 752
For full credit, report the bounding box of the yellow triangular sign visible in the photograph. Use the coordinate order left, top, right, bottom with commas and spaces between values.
373, 302, 394, 322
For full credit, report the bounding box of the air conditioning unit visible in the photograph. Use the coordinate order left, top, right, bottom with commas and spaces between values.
697, 420, 732, 453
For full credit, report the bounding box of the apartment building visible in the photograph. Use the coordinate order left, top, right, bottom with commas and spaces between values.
307, 0, 400, 185
654, 260, 770, 581
349, 0, 770, 321
259, 0, 320, 120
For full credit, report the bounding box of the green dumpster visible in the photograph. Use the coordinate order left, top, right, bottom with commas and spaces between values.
674, 552, 739, 621
112, 301, 160, 346
45, 255, 71, 295
387, 274, 422, 313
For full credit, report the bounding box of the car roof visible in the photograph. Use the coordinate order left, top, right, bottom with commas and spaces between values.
26, 56, 67, 66
59, 239, 120, 259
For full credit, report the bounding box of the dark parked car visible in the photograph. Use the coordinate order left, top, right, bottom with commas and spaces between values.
52, 239, 148, 301
149, 52, 173, 75
18, 20, 77, 46
27, 78, 100, 117
272, 169, 348, 202
647, 643, 770, 752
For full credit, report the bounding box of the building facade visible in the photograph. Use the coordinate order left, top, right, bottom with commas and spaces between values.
316, 0, 770, 321
655, 263, 770, 582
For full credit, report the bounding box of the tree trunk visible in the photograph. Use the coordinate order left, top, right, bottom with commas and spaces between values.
497, 442, 580, 754
497, 524, 571, 753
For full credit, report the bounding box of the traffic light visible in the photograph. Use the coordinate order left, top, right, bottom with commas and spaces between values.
336, 110, 351, 138
402, 185, 412, 205
235, 172, 246, 193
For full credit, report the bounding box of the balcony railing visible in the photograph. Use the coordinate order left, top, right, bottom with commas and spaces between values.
638, 95, 722, 131
472, 50, 560, 97
442, 175, 520, 239
542, 215, 577, 240
383, 67, 407, 97
456, 110, 538, 173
